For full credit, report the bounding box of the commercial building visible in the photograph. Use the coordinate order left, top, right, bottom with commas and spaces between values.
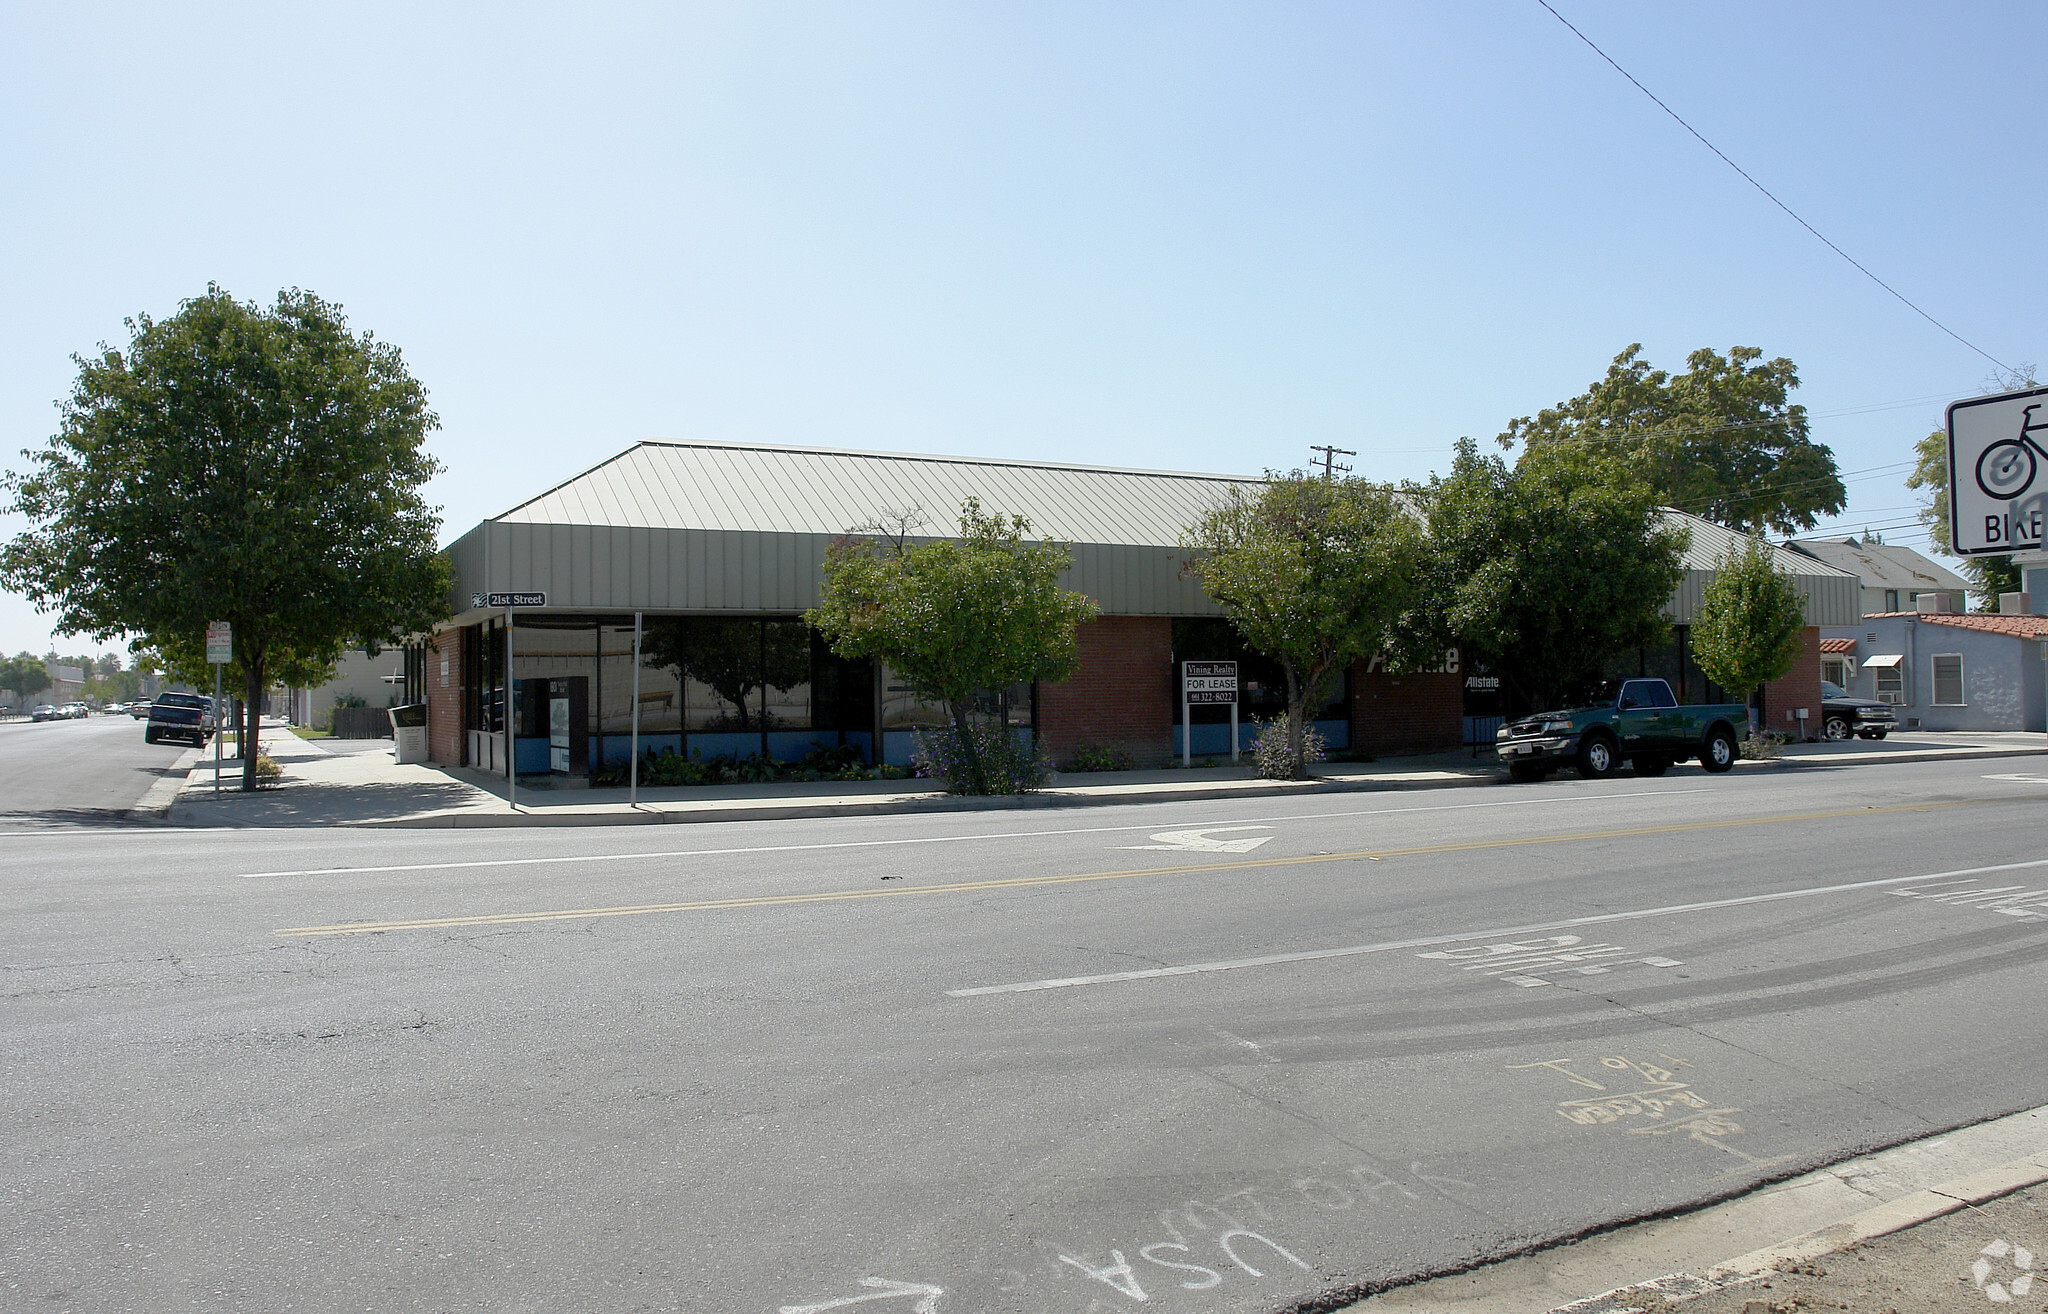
1821, 603, 2048, 733
1784, 535, 1970, 614
421, 441, 1861, 780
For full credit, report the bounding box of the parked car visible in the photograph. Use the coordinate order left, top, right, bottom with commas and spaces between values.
144, 692, 215, 745
1496, 677, 1749, 782
30, 704, 58, 722
60, 702, 90, 719
1820, 680, 1895, 741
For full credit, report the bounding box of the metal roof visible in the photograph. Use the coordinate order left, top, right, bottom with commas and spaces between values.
1783, 536, 1970, 593
1668, 511, 1855, 579
497, 440, 1262, 548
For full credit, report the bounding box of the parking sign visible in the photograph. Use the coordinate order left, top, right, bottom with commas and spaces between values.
1949, 384, 2048, 555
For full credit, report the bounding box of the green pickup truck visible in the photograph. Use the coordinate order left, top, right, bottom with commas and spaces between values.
1495, 678, 1745, 783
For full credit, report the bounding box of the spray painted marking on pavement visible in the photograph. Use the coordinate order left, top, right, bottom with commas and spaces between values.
1974, 1239, 2034, 1303
1417, 934, 1682, 987
1510, 1054, 1792, 1169
949, 853, 2048, 997
1892, 880, 2048, 921
273, 800, 1988, 939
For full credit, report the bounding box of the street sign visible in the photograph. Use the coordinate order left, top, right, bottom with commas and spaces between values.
1182, 660, 1238, 704
472, 592, 547, 609
205, 621, 232, 665
1948, 384, 2048, 555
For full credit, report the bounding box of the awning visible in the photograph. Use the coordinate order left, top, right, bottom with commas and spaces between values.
1819, 637, 1857, 654
1863, 654, 1904, 668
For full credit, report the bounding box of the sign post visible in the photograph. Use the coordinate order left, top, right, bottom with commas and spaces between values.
1947, 384, 2048, 557
630, 611, 642, 806
1181, 661, 1240, 766
206, 621, 231, 797
505, 605, 516, 811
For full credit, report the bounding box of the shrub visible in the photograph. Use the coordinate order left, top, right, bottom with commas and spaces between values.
912, 722, 1052, 795
1248, 716, 1326, 781
1739, 731, 1784, 761
253, 752, 283, 783
1062, 743, 1135, 773
333, 692, 368, 709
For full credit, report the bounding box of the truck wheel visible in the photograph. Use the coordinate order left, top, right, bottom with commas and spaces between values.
143, 726, 158, 744
1633, 755, 1670, 777
1700, 727, 1737, 773
1823, 715, 1853, 741
1508, 762, 1550, 783
1576, 734, 1617, 779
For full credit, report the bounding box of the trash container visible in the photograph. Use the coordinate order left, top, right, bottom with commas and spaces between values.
388, 703, 429, 764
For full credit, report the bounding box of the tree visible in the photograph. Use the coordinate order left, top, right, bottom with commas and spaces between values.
1908, 427, 2023, 606
1416, 439, 1689, 714
0, 652, 52, 706
641, 617, 809, 730
807, 499, 1098, 794
1505, 344, 1844, 534
1691, 532, 1807, 733
0, 286, 451, 788
1181, 473, 1428, 778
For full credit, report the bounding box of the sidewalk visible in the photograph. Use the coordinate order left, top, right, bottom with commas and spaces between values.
158, 728, 2048, 829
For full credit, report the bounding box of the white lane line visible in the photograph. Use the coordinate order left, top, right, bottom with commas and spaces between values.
945, 856, 2048, 997
233, 788, 1704, 879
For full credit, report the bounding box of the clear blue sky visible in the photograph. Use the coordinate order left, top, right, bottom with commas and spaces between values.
3, 1, 2041, 659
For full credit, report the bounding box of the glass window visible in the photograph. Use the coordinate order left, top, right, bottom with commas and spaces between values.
1876, 665, 1904, 704
1932, 654, 1964, 705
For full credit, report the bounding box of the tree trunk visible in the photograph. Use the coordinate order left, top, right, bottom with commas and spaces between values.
1753, 682, 1767, 739
1282, 663, 1306, 779
241, 656, 264, 791
946, 698, 989, 795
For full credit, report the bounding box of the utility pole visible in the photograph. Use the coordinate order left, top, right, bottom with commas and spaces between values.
1309, 445, 1356, 479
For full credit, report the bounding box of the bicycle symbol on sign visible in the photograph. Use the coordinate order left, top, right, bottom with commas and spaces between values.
1975, 404, 2048, 499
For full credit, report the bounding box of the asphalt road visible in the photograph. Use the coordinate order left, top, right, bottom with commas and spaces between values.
5, 754, 2047, 1312
0, 712, 192, 828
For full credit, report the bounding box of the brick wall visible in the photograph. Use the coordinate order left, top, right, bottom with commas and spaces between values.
1351, 663, 1463, 756
426, 627, 465, 766
1038, 615, 1173, 767
1760, 626, 1823, 742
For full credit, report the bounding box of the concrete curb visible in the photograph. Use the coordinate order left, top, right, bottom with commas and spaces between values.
131, 744, 207, 821
1552, 1150, 2048, 1312
346, 742, 2048, 830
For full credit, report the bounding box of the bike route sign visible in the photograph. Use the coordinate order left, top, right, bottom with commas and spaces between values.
1950, 384, 2048, 555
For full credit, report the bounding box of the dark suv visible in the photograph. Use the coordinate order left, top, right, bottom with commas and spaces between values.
1821, 680, 1895, 741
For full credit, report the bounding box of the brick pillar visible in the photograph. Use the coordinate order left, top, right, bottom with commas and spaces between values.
1351, 661, 1463, 756
427, 628, 466, 766
1037, 615, 1173, 767
1761, 626, 1824, 741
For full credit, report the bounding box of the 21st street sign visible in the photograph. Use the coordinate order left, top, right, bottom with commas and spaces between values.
1949, 383, 2048, 555
471, 592, 547, 609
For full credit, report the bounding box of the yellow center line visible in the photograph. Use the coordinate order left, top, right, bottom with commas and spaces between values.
271, 799, 1977, 938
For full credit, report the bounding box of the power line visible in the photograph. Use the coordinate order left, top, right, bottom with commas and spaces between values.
1532, 0, 2012, 374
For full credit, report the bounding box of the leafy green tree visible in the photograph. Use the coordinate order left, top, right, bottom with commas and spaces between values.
1691, 532, 1807, 731
1416, 439, 1689, 714
1907, 427, 2022, 606
807, 499, 1098, 794
1181, 473, 1428, 778
0, 652, 52, 706
1505, 344, 1843, 534
641, 618, 808, 730
0, 286, 451, 788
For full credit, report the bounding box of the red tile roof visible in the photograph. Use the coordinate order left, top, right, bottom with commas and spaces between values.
1862, 611, 2048, 638
1819, 637, 1856, 653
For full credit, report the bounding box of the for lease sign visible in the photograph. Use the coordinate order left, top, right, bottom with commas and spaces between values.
1183, 660, 1238, 704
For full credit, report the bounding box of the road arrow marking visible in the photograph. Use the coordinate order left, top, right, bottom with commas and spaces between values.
1123, 825, 1274, 853
779, 1277, 943, 1314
